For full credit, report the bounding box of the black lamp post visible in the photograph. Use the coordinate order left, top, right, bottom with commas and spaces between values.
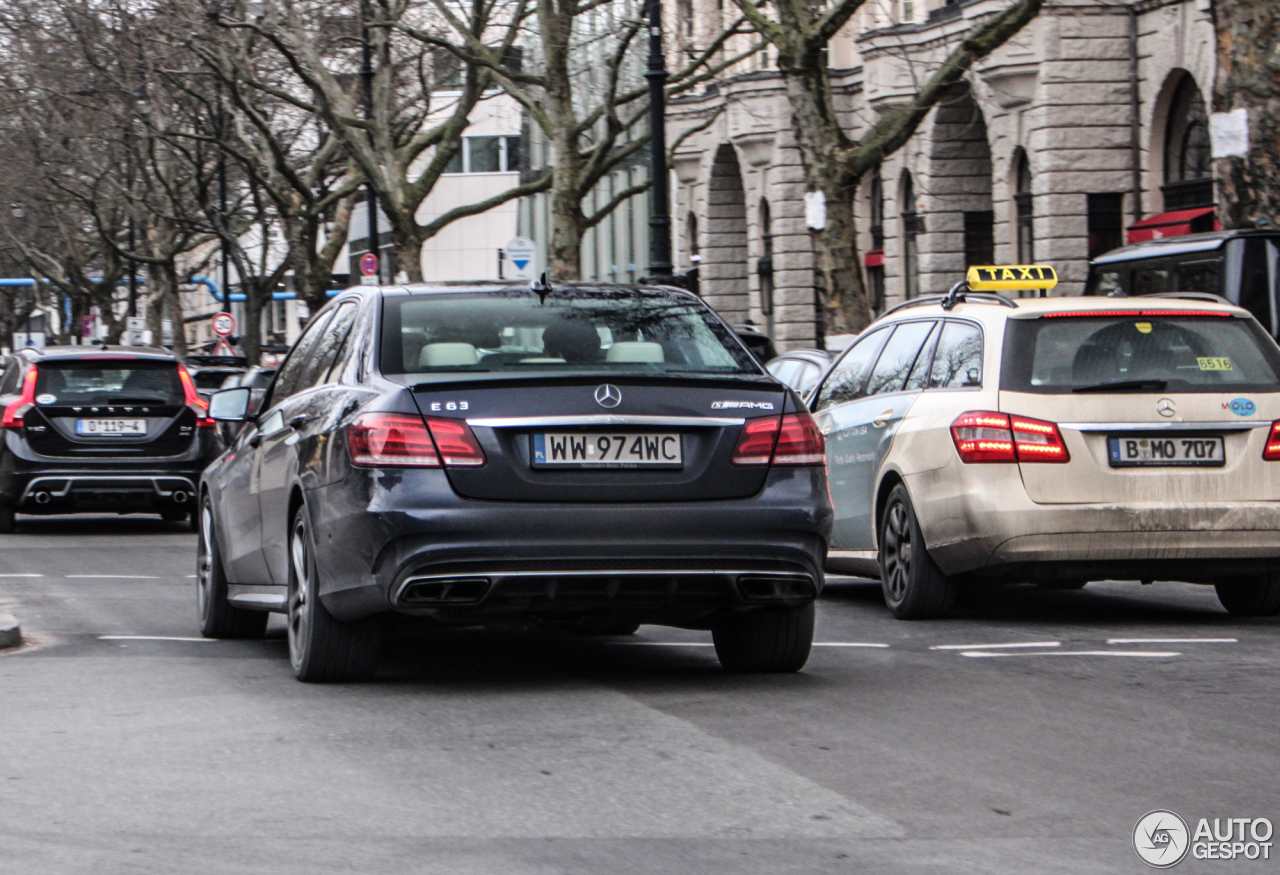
645, 0, 677, 286
360, 0, 380, 284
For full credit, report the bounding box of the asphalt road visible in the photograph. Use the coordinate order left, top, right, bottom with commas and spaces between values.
1, 516, 1277, 875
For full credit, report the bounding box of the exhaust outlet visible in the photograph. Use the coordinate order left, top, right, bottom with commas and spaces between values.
172, 491, 188, 504
33, 492, 51, 505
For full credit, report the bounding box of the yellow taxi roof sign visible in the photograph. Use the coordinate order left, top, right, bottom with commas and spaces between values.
966, 264, 1058, 292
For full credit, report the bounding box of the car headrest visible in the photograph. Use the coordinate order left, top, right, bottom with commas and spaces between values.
419, 343, 479, 368
605, 341, 664, 363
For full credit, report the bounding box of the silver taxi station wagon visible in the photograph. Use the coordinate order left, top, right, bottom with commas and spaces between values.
816, 265, 1280, 620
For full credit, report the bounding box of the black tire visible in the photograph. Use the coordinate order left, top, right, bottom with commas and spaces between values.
878, 484, 956, 619
0, 503, 14, 534
1215, 576, 1280, 616
287, 506, 382, 682
1037, 580, 1088, 591
197, 496, 268, 639
712, 603, 814, 673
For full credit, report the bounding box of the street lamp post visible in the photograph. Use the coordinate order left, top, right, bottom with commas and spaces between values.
360, 0, 380, 284
645, 0, 677, 287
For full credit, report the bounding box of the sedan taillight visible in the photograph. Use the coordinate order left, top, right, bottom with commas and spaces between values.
177, 365, 214, 427
347, 414, 487, 468
1, 367, 37, 428
424, 417, 486, 467
1264, 421, 1280, 460
951, 411, 1069, 463
732, 413, 825, 467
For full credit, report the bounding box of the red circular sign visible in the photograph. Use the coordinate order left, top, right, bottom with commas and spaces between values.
360, 252, 379, 277
212, 312, 236, 337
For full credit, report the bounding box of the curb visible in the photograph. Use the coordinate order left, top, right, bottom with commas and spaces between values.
0, 613, 21, 650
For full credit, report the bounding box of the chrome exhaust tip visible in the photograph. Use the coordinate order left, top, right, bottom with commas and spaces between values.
33, 492, 51, 505
171, 491, 188, 504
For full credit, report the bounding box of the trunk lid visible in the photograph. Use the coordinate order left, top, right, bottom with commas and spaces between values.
412, 377, 787, 501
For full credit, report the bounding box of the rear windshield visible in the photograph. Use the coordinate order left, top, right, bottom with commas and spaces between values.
381, 288, 759, 377
1001, 315, 1280, 393
34, 360, 184, 406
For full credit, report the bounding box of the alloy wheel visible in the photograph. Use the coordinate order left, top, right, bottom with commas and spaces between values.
882, 502, 913, 602
197, 501, 214, 619
287, 516, 312, 670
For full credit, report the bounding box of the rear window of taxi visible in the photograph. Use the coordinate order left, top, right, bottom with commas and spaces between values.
1000, 312, 1280, 394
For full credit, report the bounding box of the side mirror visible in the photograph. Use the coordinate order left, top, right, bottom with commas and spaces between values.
209, 386, 252, 422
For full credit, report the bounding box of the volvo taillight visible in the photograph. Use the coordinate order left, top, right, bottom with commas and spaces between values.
951, 411, 1069, 463
349, 413, 440, 467
424, 417, 486, 467
1, 367, 37, 428
732, 413, 824, 466
1264, 421, 1280, 461
177, 365, 213, 427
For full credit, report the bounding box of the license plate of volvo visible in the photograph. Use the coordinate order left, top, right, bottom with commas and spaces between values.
76, 419, 147, 436
532, 432, 683, 468
1107, 435, 1225, 467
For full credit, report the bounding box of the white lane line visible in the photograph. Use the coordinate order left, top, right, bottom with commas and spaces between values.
931, 641, 1060, 651
814, 642, 890, 648
186, 574, 197, 579
66, 575, 160, 579
620, 642, 890, 648
99, 635, 213, 642
0, 573, 43, 578
1107, 637, 1237, 645
960, 649, 1180, 659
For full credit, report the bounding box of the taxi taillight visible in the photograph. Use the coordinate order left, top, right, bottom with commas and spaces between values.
1263, 421, 1280, 461
732, 413, 825, 466
951, 411, 1069, 464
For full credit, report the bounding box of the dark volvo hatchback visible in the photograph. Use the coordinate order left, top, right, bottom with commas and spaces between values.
200, 283, 832, 681
0, 346, 218, 530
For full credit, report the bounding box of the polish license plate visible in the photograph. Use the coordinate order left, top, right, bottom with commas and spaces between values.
76, 419, 147, 436
1108, 435, 1225, 467
532, 432, 683, 468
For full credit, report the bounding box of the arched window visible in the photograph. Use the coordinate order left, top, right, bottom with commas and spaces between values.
757, 199, 774, 323
900, 171, 920, 300
687, 212, 700, 264
1162, 75, 1213, 210
1014, 149, 1034, 266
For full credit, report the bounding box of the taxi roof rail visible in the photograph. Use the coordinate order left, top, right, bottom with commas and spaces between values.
881, 290, 1018, 319
1144, 292, 1230, 304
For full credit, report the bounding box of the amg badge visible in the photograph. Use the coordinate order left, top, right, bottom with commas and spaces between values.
711, 400, 775, 410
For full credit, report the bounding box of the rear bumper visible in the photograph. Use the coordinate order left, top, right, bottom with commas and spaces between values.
307, 466, 832, 624
910, 464, 1280, 580
15, 474, 197, 514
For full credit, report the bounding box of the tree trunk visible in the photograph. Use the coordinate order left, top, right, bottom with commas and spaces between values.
1212, 0, 1280, 229
240, 287, 266, 366
548, 173, 585, 281
813, 179, 872, 336
393, 227, 425, 284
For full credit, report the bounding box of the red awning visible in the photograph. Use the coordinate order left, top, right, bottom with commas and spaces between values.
864, 249, 884, 268
1126, 207, 1218, 244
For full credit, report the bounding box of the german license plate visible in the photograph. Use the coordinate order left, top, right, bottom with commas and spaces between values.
532, 432, 682, 468
1108, 435, 1225, 467
76, 419, 146, 436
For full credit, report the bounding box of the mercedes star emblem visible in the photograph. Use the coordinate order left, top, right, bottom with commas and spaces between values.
594, 384, 622, 409
1156, 398, 1177, 417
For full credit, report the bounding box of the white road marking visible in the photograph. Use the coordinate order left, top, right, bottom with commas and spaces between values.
0, 573, 43, 578
185, 574, 197, 579
66, 575, 159, 579
98, 636, 213, 642
1107, 637, 1237, 645
960, 649, 1180, 658
621, 641, 890, 648
931, 641, 1060, 651
813, 642, 890, 648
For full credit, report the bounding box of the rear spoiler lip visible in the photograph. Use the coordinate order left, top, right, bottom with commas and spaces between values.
407, 373, 780, 393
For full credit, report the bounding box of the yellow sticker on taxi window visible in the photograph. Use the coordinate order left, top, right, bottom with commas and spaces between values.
1198, 357, 1233, 371
1135, 322, 1152, 334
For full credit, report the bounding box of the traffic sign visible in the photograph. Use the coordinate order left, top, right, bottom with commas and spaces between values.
504, 237, 536, 280
212, 311, 236, 337
213, 338, 237, 357
360, 252, 379, 277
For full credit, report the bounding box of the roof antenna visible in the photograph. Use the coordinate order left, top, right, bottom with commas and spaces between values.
941, 279, 968, 311
531, 271, 550, 304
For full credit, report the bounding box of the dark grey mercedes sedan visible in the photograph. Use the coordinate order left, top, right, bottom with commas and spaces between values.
199, 282, 831, 681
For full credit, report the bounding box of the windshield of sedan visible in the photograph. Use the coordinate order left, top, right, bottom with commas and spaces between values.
1001, 314, 1280, 393
381, 288, 759, 377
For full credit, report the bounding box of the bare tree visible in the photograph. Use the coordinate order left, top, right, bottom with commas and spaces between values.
733, 0, 1042, 334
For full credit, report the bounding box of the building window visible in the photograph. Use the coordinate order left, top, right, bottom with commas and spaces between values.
687, 212, 700, 263
1087, 193, 1125, 259
758, 199, 774, 319
443, 136, 523, 174
900, 171, 920, 300
1162, 75, 1213, 210
964, 211, 994, 268
867, 169, 884, 312
1014, 149, 1034, 265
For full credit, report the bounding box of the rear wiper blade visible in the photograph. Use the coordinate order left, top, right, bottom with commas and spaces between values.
1071, 380, 1168, 393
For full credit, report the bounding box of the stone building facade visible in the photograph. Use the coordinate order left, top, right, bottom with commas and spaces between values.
668, 0, 1217, 349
